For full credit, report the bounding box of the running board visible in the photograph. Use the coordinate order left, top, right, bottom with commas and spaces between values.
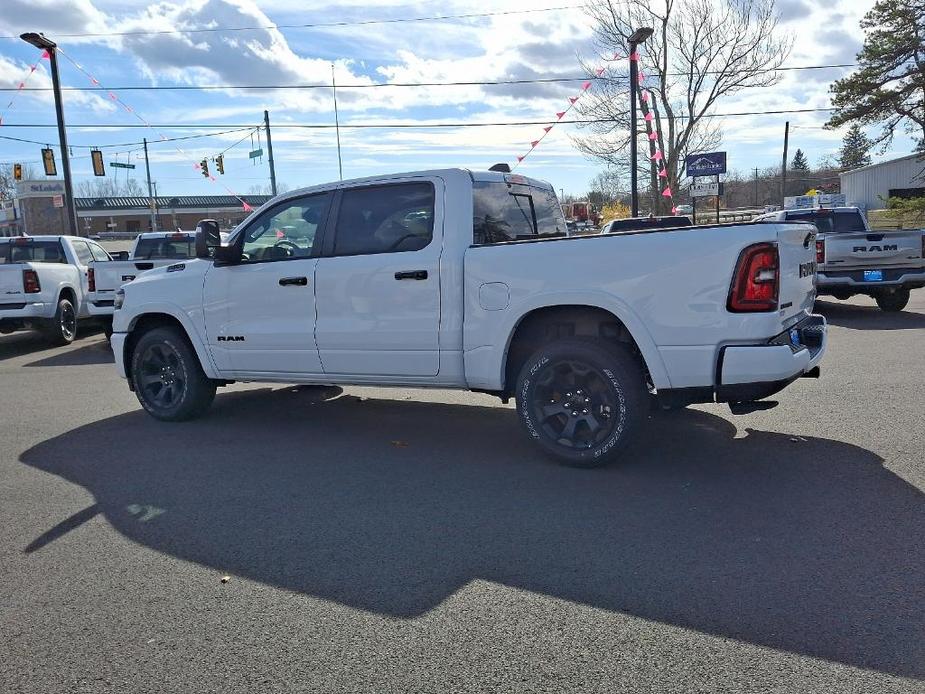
728, 400, 779, 415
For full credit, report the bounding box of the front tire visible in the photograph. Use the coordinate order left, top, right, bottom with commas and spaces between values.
130, 326, 216, 421
515, 338, 647, 468
875, 289, 910, 312
43, 297, 77, 346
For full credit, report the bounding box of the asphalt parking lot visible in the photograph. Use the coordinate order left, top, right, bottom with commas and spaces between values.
1, 294, 923, 693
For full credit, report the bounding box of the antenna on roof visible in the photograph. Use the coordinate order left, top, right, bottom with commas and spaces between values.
489, 163, 511, 173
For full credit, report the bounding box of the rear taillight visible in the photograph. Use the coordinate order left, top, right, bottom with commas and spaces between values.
23, 269, 41, 294
88, 267, 96, 292
816, 239, 825, 264
728, 242, 779, 312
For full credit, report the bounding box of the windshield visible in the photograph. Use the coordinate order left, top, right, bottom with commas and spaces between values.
134, 236, 195, 259
786, 210, 866, 233
0, 240, 67, 264
473, 181, 567, 244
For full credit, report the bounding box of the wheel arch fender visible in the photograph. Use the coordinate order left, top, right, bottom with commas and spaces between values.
490, 291, 671, 392
122, 303, 219, 380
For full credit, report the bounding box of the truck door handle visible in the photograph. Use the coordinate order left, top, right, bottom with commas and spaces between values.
279, 276, 308, 286
394, 270, 428, 280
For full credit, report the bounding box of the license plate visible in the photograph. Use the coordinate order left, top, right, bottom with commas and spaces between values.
863, 270, 883, 281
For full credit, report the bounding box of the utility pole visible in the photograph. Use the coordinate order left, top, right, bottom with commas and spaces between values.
264, 110, 278, 197
754, 167, 760, 207
143, 138, 157, 232
20, 33, 79, 237
780, 121, 789, 206
331, 64, 343, 181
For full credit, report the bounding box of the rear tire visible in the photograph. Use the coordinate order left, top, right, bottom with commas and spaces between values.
130, 326, 216, 421
875, 289, 909, 312
515, 338, 647, 468
43, 297, 77, 346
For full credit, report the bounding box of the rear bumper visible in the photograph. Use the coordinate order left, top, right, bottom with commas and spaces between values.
0, 301, 52, 323
818, 268, 925, 290
656, 315, 827, 408
86, 294, 116, 316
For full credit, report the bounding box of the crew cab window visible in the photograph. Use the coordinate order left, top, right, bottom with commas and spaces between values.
0, 240, 67, 264
473, 181, 567, 244
332, 182, 434, 256
89, 242, 111, 262
134, 236, 195, 259
71, 240, 93, 265
241, 192, 332, 262
785, 210, 866, 233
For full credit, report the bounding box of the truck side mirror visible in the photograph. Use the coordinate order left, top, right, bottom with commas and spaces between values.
195, 219, 222, 259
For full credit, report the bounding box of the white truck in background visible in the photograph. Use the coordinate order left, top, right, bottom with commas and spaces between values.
87, 231, 198, 326
755, 205, 925, 311
0, 235, 112, 344
111, 168, 828, 468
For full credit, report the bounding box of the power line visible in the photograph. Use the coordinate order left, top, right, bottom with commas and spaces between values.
0, 5, 584, 40
0, 108, 837, 134
0, 127, 256, 149
0, 63, 856, 92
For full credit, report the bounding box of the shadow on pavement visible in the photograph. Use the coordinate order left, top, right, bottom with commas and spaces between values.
19, 388, 925, 678
0, 325, 106, 362
816, 298, 925, 330
24, 339, 114, 367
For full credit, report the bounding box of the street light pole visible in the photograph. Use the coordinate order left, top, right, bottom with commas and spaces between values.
627, 27, 653, 218
20, 33, 79, 237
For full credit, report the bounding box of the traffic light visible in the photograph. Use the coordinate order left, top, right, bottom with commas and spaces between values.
91, 149, 105, 177
13, 163, 22, 181
216, 154, 224, 175
41, 148, 57, 176
200, 158, 209, 177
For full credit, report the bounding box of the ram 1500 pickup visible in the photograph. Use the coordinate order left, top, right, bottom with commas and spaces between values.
755, 206, 924, 311
86, 231, 199, 326
111, 168, 827, 467
0, 235, 112, 344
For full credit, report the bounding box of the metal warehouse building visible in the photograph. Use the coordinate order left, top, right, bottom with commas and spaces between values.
839, 152, 925, 211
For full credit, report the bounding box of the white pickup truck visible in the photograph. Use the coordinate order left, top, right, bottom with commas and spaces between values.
755, 206, 925, 311
111, 168, 827, 467
0, 235, 112, 344
87, 231, 198, 324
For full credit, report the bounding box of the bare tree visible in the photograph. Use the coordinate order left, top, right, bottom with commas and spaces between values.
575, 0, 791, 213
0, 163, 37, 202
76, 177, 144, 198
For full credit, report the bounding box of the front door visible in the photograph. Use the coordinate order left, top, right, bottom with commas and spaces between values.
314, 178, 443, 376
202, 191, 333, 377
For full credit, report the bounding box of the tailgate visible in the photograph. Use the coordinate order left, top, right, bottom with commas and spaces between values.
776, 223, 817, 322
823, 230, 923, 270
91, 261, 139, 291
0, 265, 24, 298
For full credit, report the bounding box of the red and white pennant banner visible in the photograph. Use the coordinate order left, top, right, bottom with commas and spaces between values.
512, 52, 622, 170
56, 46, 255, 212
0, 50, 49, 128
512, 49, 677, 213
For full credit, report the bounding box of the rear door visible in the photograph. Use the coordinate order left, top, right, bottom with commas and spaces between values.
313, 178, 443, 376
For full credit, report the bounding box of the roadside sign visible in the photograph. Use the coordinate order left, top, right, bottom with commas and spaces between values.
690, 181, 723, 197
110, 162, 136, 169
249, 148, 264, 159
52, 194, 64, 208
686, 151, 726, 176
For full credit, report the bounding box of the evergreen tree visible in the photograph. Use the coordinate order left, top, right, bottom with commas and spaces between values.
839, 125, 873, 169
790, 149, 809, 171
826, 0, 925, 147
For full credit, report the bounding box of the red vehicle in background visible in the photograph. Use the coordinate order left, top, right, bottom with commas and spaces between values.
561, 201, 601, 228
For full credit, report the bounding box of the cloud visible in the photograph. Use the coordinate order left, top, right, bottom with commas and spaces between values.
816, 28, 862, 63
0, 0, 108, 37
776, 0, 813, 22
0, 54, 115, 113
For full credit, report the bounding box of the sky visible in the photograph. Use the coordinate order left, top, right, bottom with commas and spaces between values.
0, 0, 916, 200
